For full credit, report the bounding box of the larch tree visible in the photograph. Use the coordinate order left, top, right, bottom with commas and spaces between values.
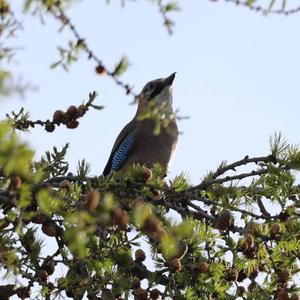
1, 1, 300, 299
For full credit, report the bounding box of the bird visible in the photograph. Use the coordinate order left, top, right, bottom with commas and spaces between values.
103, 72, 178, 176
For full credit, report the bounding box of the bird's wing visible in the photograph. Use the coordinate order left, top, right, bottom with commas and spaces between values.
102, 119, 137, 176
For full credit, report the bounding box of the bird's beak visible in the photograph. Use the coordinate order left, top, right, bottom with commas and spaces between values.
162, 72, 176, 88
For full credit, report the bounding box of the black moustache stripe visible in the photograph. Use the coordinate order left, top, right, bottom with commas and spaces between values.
148, 82, 164, 101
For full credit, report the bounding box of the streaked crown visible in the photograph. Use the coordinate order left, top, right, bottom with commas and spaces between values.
138, 73, 176, 113
140, 73, 175, 101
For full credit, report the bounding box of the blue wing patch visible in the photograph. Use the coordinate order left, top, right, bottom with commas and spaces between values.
111, 134, 135, 171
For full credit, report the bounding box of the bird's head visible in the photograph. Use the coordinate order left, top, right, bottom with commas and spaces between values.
137, 72, 176, 115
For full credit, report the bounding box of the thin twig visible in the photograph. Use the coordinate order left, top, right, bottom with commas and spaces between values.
211, 155, 276, 180
257, 198, 271, 218
187, 169, 268, 192
50, 4, 138, 99
157, 0, 173, 34
225, 0, 300, 15
7, 91, 100, 132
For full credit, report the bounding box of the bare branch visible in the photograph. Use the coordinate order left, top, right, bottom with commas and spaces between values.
224, 0, 300, 15
50, 4, 138, 99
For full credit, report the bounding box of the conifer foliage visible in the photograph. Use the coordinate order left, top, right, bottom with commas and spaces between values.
1, 1, 300, 299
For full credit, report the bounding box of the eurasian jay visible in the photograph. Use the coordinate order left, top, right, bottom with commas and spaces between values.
103, 73, 178, 176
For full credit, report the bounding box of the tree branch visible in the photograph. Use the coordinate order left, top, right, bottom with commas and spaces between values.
211, 155, 276, 180
50, 3, 138, 99
187, 168, 269, 192
224, 0, 300, 15
6, 91, 101, 132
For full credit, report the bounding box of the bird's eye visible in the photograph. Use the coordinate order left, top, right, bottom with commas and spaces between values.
144, 83, 154, 94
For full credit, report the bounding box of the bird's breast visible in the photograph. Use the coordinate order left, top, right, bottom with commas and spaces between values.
123, 119, 178, 171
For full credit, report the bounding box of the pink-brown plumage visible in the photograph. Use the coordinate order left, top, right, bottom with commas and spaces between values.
103, 73, 178, 176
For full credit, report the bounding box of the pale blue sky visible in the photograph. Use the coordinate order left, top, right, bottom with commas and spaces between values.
2, 1, 300, 297
4, 0, 300, 183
